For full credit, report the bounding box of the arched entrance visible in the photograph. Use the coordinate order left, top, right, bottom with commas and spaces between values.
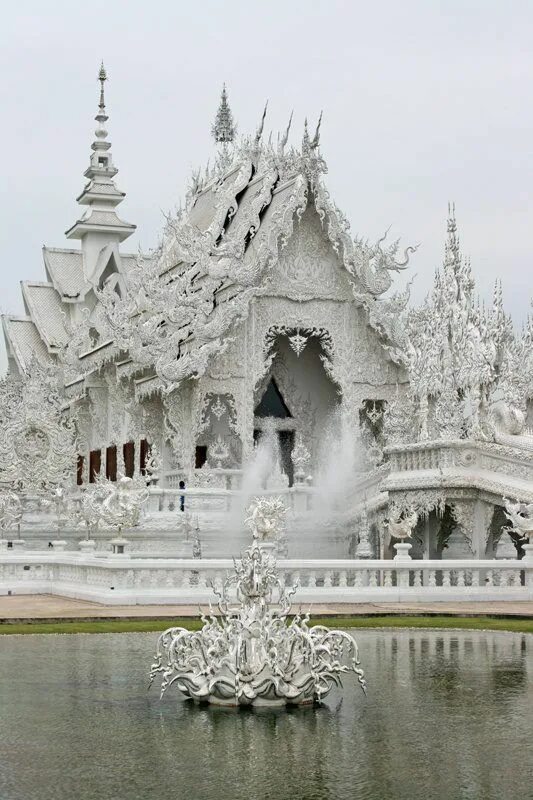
253, 332, 340, 485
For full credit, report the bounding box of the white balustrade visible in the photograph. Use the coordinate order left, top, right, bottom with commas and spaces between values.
386, 439, 533, 491
0, 553, 531, 604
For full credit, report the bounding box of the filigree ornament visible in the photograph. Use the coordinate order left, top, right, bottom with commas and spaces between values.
80, 474, 149, 532
0, 491, 23, 532
355, 505, 374, 558
288, 331, 309, 357
383, 389, 415, 446
209, 435, 230, 468
0, 361, 77, 493
291, 436, 311, 480
210, 396, 227, 420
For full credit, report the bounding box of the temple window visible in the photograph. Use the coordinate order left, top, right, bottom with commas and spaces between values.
123, 441, 135, 478
76, 455, 84, 486
106, 445, 117, 481
89, 449, 101, 483
139, 439, 149, 476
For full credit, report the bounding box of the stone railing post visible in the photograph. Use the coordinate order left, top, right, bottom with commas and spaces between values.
79, 539, 97, 554
522, 544, 533, 592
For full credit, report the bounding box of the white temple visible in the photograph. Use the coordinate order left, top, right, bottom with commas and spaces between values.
1, 66, 533, 564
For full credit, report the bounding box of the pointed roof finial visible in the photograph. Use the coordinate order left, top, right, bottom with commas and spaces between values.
212, 83, 236, 145
65, 63, 135, 248
280, 110, 293, 152
302, 117, 310, 151
254, 101, 268, 146
311, 111, 323, 149
98, 62, 107, 117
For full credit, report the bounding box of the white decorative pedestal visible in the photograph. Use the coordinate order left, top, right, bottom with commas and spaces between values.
393, 542, 412, 561
51, 540, 68, 551
78, 540, 96, 554
355, 509, 373, 559
109, 537, 130, 557
522, 543, 533, 563
495, 532, 517, 559
446, 529, 472, 559
11, 540, 26, 551
148, 487, 163, 513
292, 486, 309, 514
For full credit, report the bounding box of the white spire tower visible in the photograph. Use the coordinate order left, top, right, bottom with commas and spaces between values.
65, 64, 135, 283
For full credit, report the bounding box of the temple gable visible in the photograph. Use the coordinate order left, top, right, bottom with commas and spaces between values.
267, 205, 352, 302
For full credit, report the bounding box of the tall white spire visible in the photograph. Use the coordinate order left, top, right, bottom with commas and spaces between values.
65, 64, 135, 281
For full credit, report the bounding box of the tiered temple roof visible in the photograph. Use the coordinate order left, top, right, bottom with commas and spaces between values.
2, 66, 138, 376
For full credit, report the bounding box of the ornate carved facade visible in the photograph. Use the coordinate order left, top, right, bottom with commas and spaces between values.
1, 71, 532, 559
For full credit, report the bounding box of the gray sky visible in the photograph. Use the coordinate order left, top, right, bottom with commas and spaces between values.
1, 0, 532, 373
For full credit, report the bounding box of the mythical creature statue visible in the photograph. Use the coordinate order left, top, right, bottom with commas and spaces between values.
245, 496, 287, 542
144, 444, 162, 484
352, 230, 418, 297
80, 474, 149, 533
490, 401, 526, 437
503, 498, 533, 541
388, 510, 418, 541
353, 281, 413, 365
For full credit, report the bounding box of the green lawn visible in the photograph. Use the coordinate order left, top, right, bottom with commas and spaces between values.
1, 615, 532, 635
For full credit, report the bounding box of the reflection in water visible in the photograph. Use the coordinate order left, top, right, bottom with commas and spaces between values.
0, 630, 531, 800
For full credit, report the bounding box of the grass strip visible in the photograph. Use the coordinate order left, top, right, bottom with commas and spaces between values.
0, 615, 532, 635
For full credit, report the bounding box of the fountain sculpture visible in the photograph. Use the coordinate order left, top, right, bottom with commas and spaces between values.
149, 497, 366, 707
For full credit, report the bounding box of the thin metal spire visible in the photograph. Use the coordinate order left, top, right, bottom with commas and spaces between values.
94, 62, 109, 148
98, 61, 107, 113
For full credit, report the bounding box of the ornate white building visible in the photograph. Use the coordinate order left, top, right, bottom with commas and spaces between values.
1, 67, 532, 561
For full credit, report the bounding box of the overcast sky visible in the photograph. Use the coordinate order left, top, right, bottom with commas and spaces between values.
1, 0, 532, 372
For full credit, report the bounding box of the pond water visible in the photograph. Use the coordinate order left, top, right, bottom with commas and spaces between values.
0, 629, 531, 800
